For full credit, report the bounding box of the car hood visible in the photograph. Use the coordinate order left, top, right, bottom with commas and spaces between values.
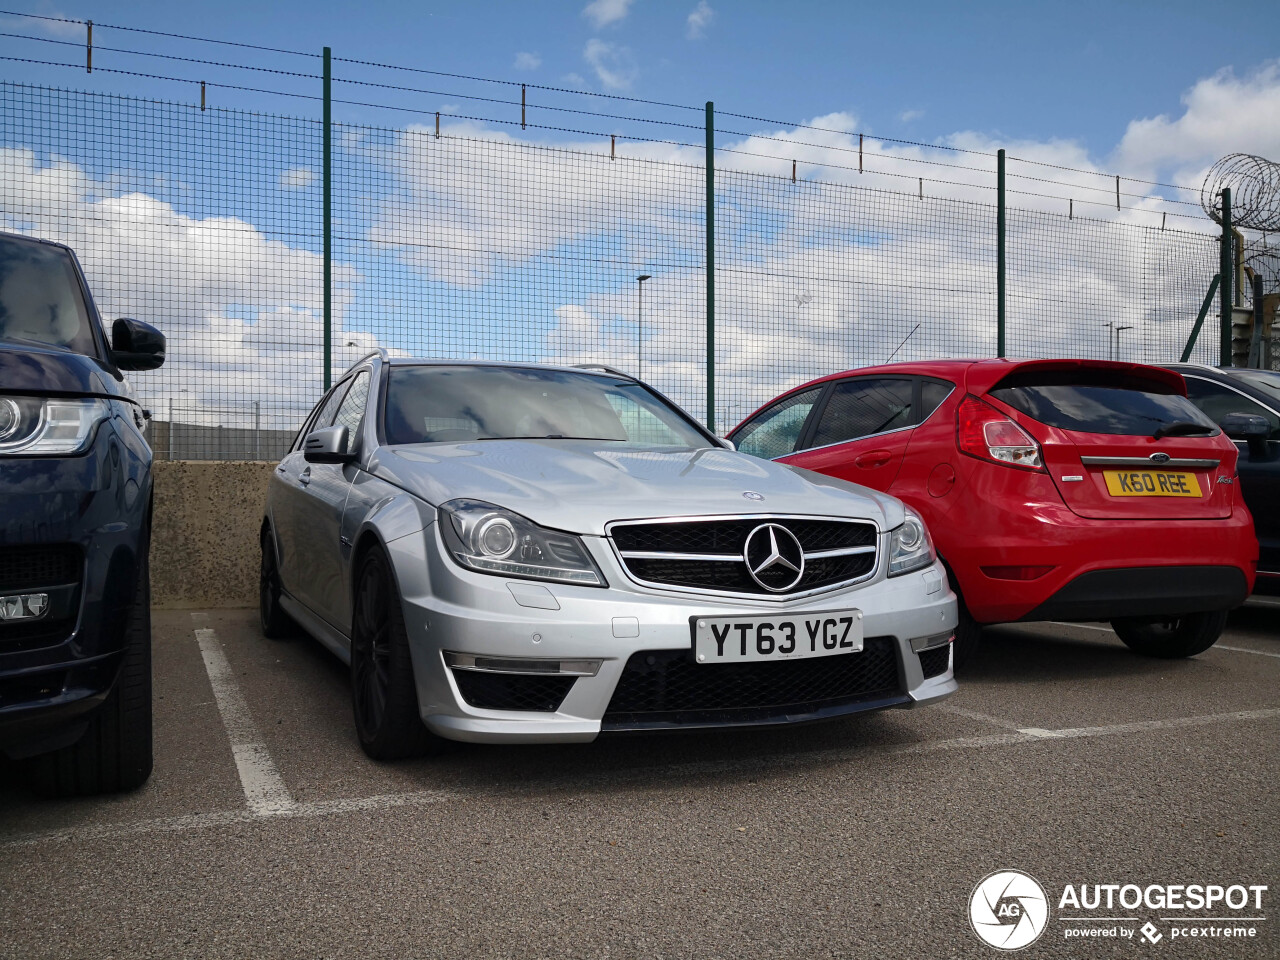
0, 338, 125, 398
369, 440, 905, 536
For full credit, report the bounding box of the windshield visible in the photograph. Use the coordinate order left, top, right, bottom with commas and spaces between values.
383, 365, 714, 448
0, 235, 98, 355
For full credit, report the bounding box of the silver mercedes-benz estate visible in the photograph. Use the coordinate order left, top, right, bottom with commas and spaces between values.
261, 352, 958, 759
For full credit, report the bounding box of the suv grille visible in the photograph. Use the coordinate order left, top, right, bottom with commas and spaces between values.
0, 544, 82, 591
602, 636, 902, 727
610, 517, 877, 596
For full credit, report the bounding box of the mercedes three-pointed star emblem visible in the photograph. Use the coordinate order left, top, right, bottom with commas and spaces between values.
743, 523, 806, 592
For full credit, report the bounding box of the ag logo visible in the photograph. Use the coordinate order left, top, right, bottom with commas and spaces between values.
969, 870, 1050, 950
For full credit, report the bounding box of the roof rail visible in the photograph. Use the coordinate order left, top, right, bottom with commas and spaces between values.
572, 363, 637, 380
341, 348, 389, 376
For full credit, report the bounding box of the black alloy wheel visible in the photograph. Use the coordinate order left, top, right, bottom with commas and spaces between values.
259, 531, 293, 639
350, 549, 437, 761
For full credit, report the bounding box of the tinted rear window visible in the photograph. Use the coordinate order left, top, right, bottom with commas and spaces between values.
990, 370, 1217, 437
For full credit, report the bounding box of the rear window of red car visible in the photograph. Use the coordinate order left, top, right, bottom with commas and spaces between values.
989, 369, 1218, 437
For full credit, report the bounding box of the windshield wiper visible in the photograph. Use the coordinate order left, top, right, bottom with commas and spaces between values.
1153, 421, 1216, 439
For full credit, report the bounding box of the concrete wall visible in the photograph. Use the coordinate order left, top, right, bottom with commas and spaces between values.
150, 421, 296, 462
151, 460, 275, 608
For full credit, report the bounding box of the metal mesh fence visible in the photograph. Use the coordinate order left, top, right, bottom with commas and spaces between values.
0, 77, 1232, 459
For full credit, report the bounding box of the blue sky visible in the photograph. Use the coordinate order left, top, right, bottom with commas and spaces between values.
4, 0, 1279, 162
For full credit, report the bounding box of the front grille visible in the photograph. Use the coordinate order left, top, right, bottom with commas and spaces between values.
452, 670, 576, 712
602, 636, 902, 727
0, 544, 82, 591
918, 645, 951, 679
611, 517, 877, 596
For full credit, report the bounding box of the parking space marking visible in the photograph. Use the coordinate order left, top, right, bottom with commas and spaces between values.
936, 703, 1025, 730
193, 621, 296, 816
1215, 644, 1280, 659
5, 706, 1277, 849
1047, 621, 1113, 633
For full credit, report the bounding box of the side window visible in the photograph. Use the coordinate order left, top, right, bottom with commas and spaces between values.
1183, 377, 1280, 440
333, 371, 371, 442
810, 378, 914, 447
732, 387, 823, 459
290, 381, 348, 453
919, 379, 954, 422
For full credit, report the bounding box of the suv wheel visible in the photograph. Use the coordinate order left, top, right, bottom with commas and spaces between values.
1110, 611, 1228, 659
260, 530, 294, 639
350, 549, 438, 761
31, 555, 154, 796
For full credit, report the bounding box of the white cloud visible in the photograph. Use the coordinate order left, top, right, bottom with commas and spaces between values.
584, 38, 638, 90
583, 0, 633, 28
686, 1, 714, 39
0, 148, 375, 427
1113, 62, 1280, 183
513, 51, 542, 71
0, 1, 84, 39
899, 109, 924, 123
278, 167, 315, 190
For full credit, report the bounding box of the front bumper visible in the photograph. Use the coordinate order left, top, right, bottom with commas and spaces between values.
0, 419, 150, 758
386, 523, 958, 743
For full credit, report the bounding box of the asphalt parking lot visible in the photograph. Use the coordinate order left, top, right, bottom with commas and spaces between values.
1, 600, 1277, 959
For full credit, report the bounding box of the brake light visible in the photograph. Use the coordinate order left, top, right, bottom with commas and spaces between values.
957, 395, 1044, 471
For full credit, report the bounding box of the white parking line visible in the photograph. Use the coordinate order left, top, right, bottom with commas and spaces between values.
192, 621, 296, 816
937, 703, 1025, 731
1215, 644, 1280, 659
5, 706, 1278, 849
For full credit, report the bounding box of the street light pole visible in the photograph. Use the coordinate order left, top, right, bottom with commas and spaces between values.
1115, 324, 1134, 362
636, 274, 651, 380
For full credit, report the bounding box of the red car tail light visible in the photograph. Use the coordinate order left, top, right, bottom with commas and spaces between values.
957, 395, 1044, 471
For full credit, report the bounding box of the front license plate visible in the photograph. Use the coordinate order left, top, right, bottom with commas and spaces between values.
692, 611, 863, 664
1102, 470, 1202, 498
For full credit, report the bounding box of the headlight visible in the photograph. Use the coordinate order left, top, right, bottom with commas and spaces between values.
439, 499, 607, 587
887, 507, 935, 577
0, 396, 109, 456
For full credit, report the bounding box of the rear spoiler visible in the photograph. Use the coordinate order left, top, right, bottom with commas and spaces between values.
963, 358, 1187, 397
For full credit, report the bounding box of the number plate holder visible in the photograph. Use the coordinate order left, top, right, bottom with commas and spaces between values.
691, 611, 864, 664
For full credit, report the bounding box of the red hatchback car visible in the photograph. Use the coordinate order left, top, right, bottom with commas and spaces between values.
728, 359, 1258, 667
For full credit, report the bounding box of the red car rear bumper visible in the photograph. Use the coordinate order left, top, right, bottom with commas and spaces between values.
929, 476, 1257, 623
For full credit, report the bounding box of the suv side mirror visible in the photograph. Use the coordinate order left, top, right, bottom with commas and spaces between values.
1220, 412, 1271, 461
110, 318, 166, 371
304, 424, 354, 464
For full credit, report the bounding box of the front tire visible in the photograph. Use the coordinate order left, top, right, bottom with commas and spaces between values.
350, 549, 438, 761
31, 555, 154, 797
1110, 611, 1228, 659
260, 529, 294, 639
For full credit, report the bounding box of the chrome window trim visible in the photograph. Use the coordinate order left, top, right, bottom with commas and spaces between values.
606, 514, 883, 602
770, 423, 916, 460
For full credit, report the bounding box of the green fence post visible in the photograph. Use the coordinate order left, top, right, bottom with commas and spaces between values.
996, 148, 1006, 358
1219, 187, 1232, 367
322, 46, 333, 390
705, 100, 715, 433
1180, 274, 1221, 362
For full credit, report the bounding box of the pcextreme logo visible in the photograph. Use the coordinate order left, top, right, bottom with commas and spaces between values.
969, 870, 1051, 951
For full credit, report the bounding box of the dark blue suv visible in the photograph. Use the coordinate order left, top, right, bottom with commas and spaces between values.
0, 231, 165, 796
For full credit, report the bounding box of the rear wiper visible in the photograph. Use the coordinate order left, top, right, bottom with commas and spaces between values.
1153, 421, 1216, 439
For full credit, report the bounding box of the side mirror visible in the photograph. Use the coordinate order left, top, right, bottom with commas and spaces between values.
1220, 412, 1271, 461
304, 424, 354, 464
110, 318, 166, 371
717, 435, 736, 451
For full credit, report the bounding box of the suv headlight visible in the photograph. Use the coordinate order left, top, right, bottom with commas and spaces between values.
887, 507, 935, 577
439, 499, 606, 587
0, 396, 110, 456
